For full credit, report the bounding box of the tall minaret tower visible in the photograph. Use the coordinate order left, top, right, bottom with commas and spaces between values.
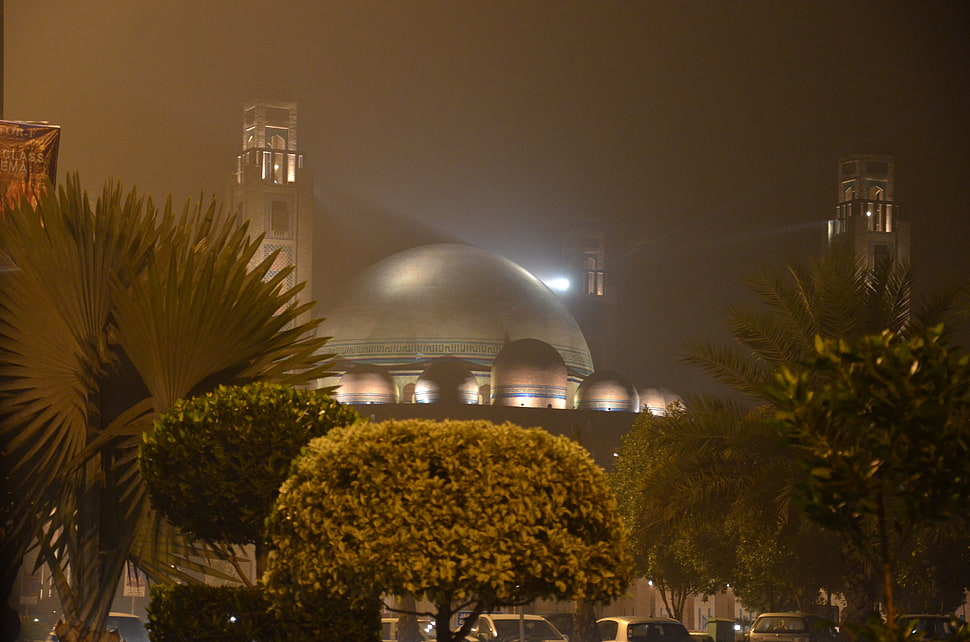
561, 219, 617, 372
228, 96, 315, 325
827, 152, 910, 271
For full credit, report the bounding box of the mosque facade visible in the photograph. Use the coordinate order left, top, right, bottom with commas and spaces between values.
315, 242, 680, 421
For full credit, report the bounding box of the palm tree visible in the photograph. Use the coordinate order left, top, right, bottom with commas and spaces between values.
682, 249, 968, 624
689, 247, 970, 398
613, 397, 841, 615
0, 175, 329, 641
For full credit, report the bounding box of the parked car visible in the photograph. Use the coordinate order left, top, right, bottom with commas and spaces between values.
898, 615, 967, 641
463, 613, 567, 641
747, 613, 840, 642
596, 616, 691, 642
382, 616, 435, 641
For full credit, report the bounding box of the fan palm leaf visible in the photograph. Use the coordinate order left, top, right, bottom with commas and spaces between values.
0, 175, 327, 640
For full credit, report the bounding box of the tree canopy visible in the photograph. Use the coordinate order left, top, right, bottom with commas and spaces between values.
766, 327, 970, 624
677, 250, 969, 624
140, 382, 360, 578
265, 419, 632, 642
612, 399, 842, 614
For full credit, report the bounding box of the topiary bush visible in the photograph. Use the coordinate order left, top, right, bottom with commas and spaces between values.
147, 584, 275, 642
141, 382, 362, 549
265, 419, 632, 642
147, 583, 381, 642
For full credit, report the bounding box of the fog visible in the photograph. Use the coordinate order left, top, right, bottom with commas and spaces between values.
6, 1, 969, 394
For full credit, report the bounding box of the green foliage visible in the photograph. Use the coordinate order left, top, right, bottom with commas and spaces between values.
148, 584, 275, 641
612, 400, 841, 615
140, 383, 360, 547
767, 327, 970, 621
688, 248, 968, 403
682, 251, 969, 623
768, 328, 970, 548
687, 249, 921, 400
263, 555, 384, 642
147, 582, 381, 642
265, 419, 632, 642
0, 176, 326, 640
842, 614, 970, 642
612, 405, 728, 619
893, 522, 970, 614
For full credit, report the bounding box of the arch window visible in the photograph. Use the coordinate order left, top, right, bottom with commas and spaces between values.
268, 134, 286, 150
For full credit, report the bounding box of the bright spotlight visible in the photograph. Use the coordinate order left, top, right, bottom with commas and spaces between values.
545, 277, 570, 292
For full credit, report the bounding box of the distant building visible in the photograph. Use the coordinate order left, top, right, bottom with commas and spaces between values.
827, 152, 910, 271
227, 96, 315, 327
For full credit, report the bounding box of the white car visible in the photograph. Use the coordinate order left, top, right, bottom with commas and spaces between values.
464, 613, 567, 641
596, 616, 692, 642
382, 616, 435, 641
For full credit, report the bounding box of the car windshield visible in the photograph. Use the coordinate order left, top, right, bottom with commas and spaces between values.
754, 618, 808, 634
493, 619, 563, 640
628, 622, 691, 642
385, 618, 435, 641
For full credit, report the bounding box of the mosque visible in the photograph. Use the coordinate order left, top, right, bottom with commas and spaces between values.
228, 95, 685, 469
318, 242, 673, 412
227, 95, 906, 473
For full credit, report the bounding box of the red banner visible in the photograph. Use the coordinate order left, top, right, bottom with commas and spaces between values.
0, 120, 60, 211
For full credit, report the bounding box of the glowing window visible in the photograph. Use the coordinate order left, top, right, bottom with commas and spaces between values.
271, 201, 289, 236
272, 152, 285, 183
268, 134, 286, 150
266, 126, 288, 150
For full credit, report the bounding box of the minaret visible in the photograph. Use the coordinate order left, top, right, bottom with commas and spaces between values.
228, 96, 314, 325
561, 219, 617, 372
827, 152, 910, 271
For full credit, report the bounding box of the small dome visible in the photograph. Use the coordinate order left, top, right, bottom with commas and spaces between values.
335, 364, 397, 404
576, 370, 639, 411
638, 387, 683, 415
414, 358, 479, 404
491, 339, 567, 409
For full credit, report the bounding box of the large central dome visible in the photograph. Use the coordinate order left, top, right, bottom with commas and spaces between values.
321, 243, 594, 376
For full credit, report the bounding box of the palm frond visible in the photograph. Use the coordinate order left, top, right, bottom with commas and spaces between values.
1, 175, 338, 634
114, 197, 326, 412
683, 340, 772, 398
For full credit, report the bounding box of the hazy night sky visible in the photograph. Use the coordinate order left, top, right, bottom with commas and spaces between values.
6, 1, 969, 395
